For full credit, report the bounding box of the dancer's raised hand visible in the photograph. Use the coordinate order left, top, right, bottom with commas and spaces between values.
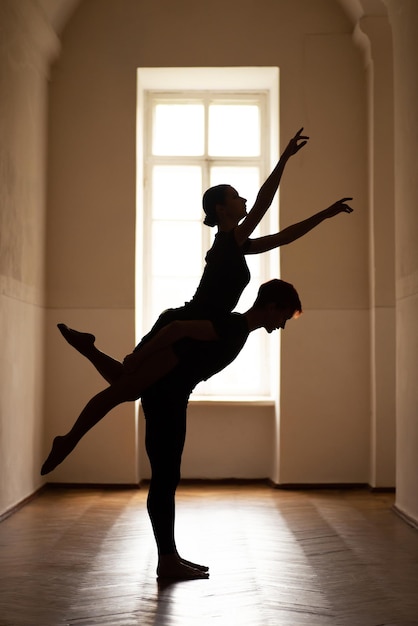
282, 127, 309, 159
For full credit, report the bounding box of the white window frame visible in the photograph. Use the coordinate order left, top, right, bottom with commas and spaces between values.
136, 67, 280, 401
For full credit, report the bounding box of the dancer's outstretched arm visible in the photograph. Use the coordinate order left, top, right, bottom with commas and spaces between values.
246, 197, 353, 254
234, 127, 308, 246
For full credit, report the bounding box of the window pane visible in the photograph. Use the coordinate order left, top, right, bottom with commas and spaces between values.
151, 276, 201, 321
210, 166, 260, 209
152, 166, 202, 220
153, 104, 204, 155
245, 252, 261, 282
152, 221, 202, 277
208, 104, 260, 156
194, 332, 270, 396
141, 89, 273, 398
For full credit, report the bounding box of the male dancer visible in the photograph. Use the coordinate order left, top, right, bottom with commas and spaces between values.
42, 279, 302, 578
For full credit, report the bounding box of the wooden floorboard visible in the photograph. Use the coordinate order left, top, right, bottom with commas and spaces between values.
0, 485, 417, 625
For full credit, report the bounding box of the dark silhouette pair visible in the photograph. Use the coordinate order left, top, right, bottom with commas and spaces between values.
42, 128, 353, 579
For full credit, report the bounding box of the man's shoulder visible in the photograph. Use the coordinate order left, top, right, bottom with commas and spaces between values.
211, 312, 248, 339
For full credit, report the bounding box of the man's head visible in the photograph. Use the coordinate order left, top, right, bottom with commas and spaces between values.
253, 279, 302, 333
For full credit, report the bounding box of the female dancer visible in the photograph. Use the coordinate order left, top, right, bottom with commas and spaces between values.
58, 127, 352, 373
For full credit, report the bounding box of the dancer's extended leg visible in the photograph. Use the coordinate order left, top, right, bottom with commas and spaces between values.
41, 375, 139, 475
41, 348, 180, 475
58, 323, 123, 384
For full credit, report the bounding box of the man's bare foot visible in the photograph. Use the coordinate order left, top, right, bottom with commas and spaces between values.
157, 554, 209, 580
41, 435, 74, 475
177, 554, 209, 572
57, 324, 95, 356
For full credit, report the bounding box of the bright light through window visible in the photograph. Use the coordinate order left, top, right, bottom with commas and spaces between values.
210, 166, 260, 205
209, 104, 260, 156
141, 87, 275, 398
153, 103, 204, 155
152, 166, 202, 220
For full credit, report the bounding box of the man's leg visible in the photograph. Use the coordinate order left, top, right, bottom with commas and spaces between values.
142, 386, 209, 579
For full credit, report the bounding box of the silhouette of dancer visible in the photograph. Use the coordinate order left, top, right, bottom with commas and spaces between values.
55, 128, 351, 373
133, 128, 351, 345
42, 279, 302, 579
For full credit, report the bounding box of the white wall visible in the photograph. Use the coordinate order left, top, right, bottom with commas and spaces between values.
139, 403, 276, 481
278, 30, 371, 484
2, 0, 417, 525
387, 0, 418, 524
0, 0, 59, 514
44, 0, 371, 486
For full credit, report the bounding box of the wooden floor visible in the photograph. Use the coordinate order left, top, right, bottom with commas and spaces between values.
0, 484, 417, 626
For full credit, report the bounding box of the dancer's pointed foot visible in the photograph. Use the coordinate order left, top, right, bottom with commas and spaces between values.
41, 435, 73, 475
57, 323, 95, 355
157, 554, 210, 580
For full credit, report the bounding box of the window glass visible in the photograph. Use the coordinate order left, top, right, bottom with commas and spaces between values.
208, 104, 260, 156
152, 166, 202, 220
151, 221, 202, 277
153, 104, 204, 155
143, 91, 272, 398
150, 276, 201, 321
194, 332, 270, 396
210, 165, 260, 212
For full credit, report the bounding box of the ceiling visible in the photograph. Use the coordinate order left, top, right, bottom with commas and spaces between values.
40, 0, 388, 36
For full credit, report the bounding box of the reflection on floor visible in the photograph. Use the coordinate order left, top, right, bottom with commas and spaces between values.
0, 484, 417, 626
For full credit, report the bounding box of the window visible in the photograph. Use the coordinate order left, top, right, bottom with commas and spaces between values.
136, 68, 279, 399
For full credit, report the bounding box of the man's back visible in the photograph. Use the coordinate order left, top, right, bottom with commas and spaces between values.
171, 312, 250, 391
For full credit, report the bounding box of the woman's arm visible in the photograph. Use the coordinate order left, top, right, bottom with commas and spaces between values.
234, 128, 308, 246
245, 197, 353, 254
123, 320, 219, 373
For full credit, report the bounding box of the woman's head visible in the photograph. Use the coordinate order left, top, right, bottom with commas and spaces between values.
202, 184, 230, 226
202, 184, 247, 227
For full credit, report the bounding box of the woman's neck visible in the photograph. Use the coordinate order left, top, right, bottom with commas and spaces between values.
217, 220, 238, 233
